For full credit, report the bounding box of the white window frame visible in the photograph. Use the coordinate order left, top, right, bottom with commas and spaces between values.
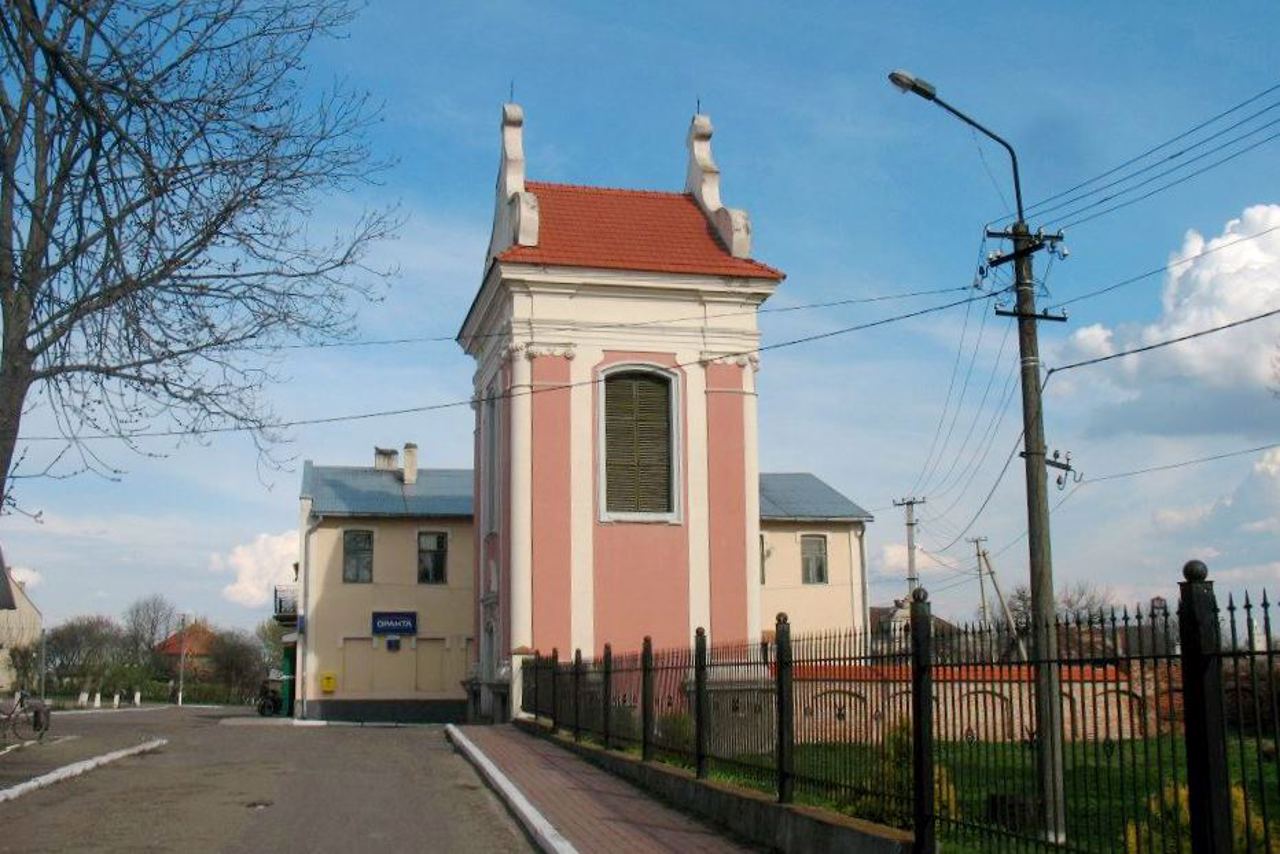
596, 363, 682, 524
801, 534, 829, 585
416, 529, 450, 585
340, 527, 376, 584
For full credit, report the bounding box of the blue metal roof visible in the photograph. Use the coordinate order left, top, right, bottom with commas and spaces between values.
301, 462, 473, 518
301, 464, 871, 523
758, 473, 873, 522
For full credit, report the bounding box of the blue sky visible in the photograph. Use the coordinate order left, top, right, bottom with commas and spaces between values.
6, 1, 1280, 629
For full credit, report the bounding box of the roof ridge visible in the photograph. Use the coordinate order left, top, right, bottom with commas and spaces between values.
525, 180, 691, 198
309, 464, 473, 473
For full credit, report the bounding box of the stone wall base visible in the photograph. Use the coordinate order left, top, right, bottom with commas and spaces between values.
513, 718, 911, 854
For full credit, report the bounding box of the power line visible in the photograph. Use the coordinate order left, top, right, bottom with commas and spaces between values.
924, 230, 1280, 537
1053, 125, 1280, 231
990, 438, 1280, 558
919, 294, 993, 493
1088, 440, 1280, 483
1051, 225, 1280, 309
221, 285, 972, 353
931, 429, 1025, 552
909, 286, 978, 494
13, 288, 1006, 442
1018, 80, 1280, 217
1048, 304, 1280, 375
1030, 100, 1280, 221
930, 301, 1280, 552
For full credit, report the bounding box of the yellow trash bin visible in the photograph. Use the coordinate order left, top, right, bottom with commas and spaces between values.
320, 672, 337, 693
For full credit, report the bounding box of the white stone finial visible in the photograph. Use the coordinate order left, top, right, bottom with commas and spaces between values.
684, 113, 752, 258
497, 103, 525, 199
487, 103, 540, 263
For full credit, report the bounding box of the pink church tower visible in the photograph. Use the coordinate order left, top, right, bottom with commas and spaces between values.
459, 104, 784, 718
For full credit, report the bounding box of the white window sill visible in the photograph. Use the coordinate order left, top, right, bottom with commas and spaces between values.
599, 512, 682, 525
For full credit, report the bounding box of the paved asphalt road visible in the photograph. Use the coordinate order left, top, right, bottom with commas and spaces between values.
0, 706, 534, 853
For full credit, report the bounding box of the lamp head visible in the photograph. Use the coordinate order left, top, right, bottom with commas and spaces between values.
888, 69, 937, 101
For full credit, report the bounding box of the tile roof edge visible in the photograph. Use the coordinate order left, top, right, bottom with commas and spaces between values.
524, 180, 690, 197
493, 253, 785, 281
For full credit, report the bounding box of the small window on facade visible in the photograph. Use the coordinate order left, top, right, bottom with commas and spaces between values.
604, 371, 673, 514
801, 535, 828, 585
343, 530, 373, 583
418, 532, 448, 584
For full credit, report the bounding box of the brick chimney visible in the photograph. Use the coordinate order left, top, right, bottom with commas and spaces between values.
402, 443, 418, 485
373, 447, 398, 471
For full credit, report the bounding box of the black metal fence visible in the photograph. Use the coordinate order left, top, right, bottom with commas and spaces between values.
520, 561, 1280, 853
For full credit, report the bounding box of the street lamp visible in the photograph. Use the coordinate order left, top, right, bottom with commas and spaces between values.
888, 69, 1065, 843
887, 70, 1024, 221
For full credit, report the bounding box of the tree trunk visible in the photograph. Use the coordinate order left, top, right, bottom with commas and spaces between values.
0, 345, 33, 509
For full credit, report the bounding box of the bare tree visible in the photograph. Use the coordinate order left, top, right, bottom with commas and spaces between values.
122, 593, 175, 669
0, 0, 396, 509
44, 614, 123, 691
1007, 581, 1117, 624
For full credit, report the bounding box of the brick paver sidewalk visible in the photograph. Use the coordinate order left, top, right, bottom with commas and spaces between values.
459, 725, 754, 853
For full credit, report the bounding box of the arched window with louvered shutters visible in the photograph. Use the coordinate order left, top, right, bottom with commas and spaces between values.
604, 371, 674, 515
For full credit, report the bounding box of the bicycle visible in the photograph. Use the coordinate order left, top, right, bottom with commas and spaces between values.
1, 691, 50, 743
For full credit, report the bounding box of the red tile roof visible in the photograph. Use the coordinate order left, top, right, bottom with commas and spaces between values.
155, 621, 217, 657
498, 182, 784, 280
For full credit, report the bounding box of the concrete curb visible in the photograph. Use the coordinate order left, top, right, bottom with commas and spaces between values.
0, 738, 168, 803
55, 705, 173, 716
444, 724, 578, 854
514, 720, 910, 854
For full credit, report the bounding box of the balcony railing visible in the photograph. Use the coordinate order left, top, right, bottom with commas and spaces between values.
273, 584, 298, 624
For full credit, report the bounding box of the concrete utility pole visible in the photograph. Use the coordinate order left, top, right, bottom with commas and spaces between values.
968, 537, 990, 626
177, 614, 188, 707
894, 497, 926, 596
981, 548, 1027, 662
39, 628, 46, 699
1005, 215, 1067, 847
888, 69, 1067, 843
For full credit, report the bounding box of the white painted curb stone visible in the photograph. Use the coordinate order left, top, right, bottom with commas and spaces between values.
444, 724, 577, 854
57, 705, 172, 716
0, 739, 168, 803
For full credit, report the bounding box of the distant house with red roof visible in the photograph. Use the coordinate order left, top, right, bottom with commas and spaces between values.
156, 620, 217, 677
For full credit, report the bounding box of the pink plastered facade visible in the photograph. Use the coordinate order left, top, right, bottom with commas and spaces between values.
458, 103, 783, 719
591, 351, 691, 653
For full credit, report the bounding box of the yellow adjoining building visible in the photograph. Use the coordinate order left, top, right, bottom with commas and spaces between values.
285, 446, 871, 723
290, 447, 475, 722
0, 565, 42, 691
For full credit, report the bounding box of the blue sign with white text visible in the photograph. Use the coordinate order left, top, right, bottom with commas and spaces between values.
372, 611, 417, 636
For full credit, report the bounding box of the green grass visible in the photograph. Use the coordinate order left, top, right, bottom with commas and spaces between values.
540, 718, 1280, 851
792, 736, 1280, 852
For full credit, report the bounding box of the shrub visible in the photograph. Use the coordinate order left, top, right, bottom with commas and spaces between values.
844, 719, 958, 829
7, 644, 38, 690
654, 712, 694, 755
1124, 783, 1279, 853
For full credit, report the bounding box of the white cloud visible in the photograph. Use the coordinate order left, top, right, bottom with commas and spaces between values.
874, 541, 958, 579
1152, 499, 1225, 531
878, 543, 908, 574
10, 566, 41, 589
1066, 323, 1116, 362
213, 530, 297, 608
1065, 205, 1280, 436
